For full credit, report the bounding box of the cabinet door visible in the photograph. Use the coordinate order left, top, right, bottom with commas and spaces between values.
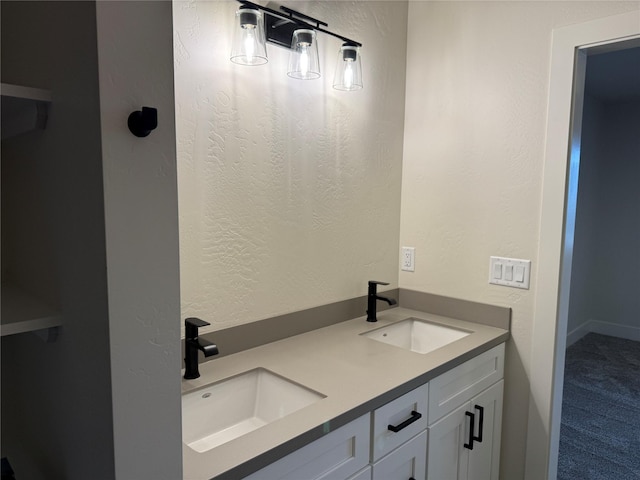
372, 430, 427, 480
468, 380, 503, 480
427, 403, 469, 480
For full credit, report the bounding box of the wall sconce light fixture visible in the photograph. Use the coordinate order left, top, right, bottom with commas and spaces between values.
333, 44, 363, 91
230, 7, 269, 65
230, 1, 363, 90
288, 29, 321, 80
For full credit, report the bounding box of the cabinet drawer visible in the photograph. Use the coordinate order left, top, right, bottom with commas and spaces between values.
348, 466, 372, 480
372, 384, 428, 461
372, 430, 427, 480
428, 343, 504, 424
245, 414, 370, 480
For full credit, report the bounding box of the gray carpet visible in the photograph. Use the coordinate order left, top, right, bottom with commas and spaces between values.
558, 333, 640, 480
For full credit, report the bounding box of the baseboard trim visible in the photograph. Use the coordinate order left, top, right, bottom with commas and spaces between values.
566, 321, 592, 347
566, 319, 640, 347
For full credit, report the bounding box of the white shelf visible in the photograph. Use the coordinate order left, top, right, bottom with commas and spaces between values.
1, 83, 52, 102
1, 282, 62, 337
1, 82, 51, 140
2, 83, 57, 338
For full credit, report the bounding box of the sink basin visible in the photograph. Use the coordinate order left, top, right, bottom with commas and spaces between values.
361, 318, 471, 354
182, 368, 325, 453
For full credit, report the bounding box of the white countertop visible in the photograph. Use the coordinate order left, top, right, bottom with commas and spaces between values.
182, 307, 509, 479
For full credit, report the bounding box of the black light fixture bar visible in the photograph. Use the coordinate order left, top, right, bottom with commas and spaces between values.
237, 0, 362, 48
279, 5, 328, 29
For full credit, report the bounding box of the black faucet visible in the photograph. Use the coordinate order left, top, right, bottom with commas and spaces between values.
184, 317, 219, 380
366, 280, 397, 322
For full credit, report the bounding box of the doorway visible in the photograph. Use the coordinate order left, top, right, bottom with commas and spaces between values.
525, 10, 640, 480
564, 45, 640, 348
557, 44, 640, 479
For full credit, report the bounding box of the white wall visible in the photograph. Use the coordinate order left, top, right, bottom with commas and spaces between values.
568, 95, 640, 341
401, 2, 640, 479
96, 1, 183, 478
174, 0, 407, 334
1, 2, 114, 478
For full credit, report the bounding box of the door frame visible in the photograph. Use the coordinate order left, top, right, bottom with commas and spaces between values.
525, 10, 640, 480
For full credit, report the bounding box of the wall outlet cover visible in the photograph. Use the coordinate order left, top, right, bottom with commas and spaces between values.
402, 247, 415, 272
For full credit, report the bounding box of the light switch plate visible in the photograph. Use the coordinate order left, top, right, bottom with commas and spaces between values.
489, 256, 531, 289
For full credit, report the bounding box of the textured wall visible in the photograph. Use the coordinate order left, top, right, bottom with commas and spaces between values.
401, 2, 640, 479
569, 97, 640, 334
174, 1, 407, 334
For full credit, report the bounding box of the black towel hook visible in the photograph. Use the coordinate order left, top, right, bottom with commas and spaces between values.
128, 106, 158, 137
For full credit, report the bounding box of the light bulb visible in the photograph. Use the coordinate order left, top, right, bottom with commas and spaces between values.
343, 61, 354, 90
244, 27, 255, 64
299, 45, 310, 77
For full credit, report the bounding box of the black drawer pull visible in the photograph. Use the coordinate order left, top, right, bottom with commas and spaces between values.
473, 405, 484, 443
464, 411, 475, 450
388, 410, 422, 433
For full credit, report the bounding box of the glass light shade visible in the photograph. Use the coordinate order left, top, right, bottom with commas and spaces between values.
333, 44, 362, 91
230, 8, 268, 66
287, 29, 321, 80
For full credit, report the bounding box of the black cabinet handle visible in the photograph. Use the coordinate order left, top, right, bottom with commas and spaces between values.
473, 405, 484, 443
388, 410, 422, 433
464, 411, 475, 450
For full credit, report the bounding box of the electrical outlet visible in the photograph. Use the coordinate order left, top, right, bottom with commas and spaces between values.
401, 247, 415, 272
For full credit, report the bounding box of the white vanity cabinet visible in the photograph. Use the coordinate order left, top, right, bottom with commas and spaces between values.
244, 414, 370, 480
242, 343, 504, 480
427, 344, 505, 480
372, 430, 427, 480
371, 385, 428, 480
372, 385, 428, 461
347, 467, 372, 480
